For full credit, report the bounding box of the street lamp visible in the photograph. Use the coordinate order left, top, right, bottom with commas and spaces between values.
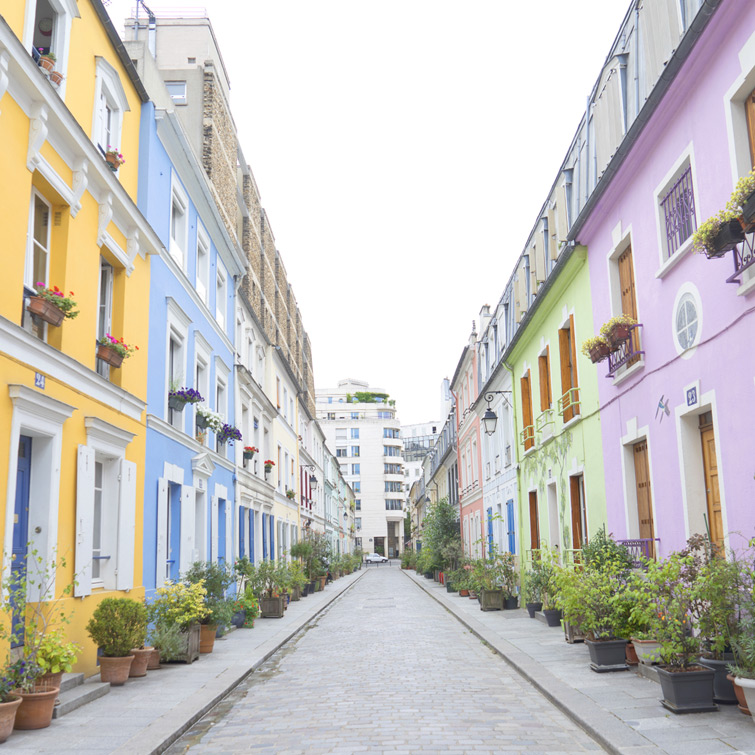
481, 391, 513, 436
302, 464, 317, 491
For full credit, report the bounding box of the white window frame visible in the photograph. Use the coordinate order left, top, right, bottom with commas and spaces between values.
169, 174, 189, 270
195, 222, 210, 305
215, 259, 227, 330
25, 189, 51, 289
166, 298, 191, 427
165, 80, 187, 105
214, 356, 230, 453
91, 57, 130, 157
672, 283, 703, 358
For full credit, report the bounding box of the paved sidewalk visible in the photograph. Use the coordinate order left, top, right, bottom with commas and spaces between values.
3, 571, 365, 755
405, 570, 755, 755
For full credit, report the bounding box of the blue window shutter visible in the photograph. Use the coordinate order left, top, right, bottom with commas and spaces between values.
506, 499, 516, 554
487, 507, 494, 558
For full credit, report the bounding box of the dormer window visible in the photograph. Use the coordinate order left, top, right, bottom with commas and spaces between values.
92, 57, 130, 160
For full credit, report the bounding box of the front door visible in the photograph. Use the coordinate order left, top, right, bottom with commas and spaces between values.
569, 475, 586, 550
633, 440, 655, 558
699, 414, 724, 552
506, 499, 516, 554
528, 491, 539, 552
12, 436, 32, 647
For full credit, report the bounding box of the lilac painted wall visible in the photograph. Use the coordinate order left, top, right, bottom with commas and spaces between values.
579, 0, 755, 555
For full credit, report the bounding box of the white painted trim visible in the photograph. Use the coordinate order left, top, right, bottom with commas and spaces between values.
724, 29, 755, 187
671, 282, 703, 358
84, 416, 135, 456
169, 172, 189, 271
0, 315, 145, 420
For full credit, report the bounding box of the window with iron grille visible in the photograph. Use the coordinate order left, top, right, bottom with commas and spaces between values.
660, 162, 697, 259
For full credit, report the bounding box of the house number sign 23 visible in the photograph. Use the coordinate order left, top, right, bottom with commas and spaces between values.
686, 387, 697, 407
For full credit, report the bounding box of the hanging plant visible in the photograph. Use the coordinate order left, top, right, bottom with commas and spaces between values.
217, 424, 242, 445
692, 209, 744, 258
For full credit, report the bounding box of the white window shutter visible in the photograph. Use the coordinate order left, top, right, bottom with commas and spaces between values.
225, 498, 233, 567
180, 486, 196, 574
156, 479, 169, 586
211, 496, 219, 561
116, 459, 137, 590
75, 445, 95, 597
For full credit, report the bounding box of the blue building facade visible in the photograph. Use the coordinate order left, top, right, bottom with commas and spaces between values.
138, 101, 246, 598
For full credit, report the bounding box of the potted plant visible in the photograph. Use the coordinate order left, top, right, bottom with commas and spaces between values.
27, 282, 78, 326
168, 384, 203, 412
264, 459, 275, 475
6, 658, 48, 732
580, 335, 611, 364
287, 561, 307, 600
183, 561, 234, 653
243, 445, 258, 461
49, 70, 64, 86
599, 314, 638, 348
104, 146, 125, 171
195, 404, 223, 433
35, 629, 79, 690
257, 560, 285, 618
85, 597, 147, 685
727, 168, 755, 225
692, 209, 744, 258
217, 423, 242, 446
38, 50, 55, 72
0, 663, 23, 744
522, 559, 545, 618
231, 589, 260, 628
147, 581, 208, 663
146, 622, 183, 667
97, 333, 138, 368
286, 488, 296, 500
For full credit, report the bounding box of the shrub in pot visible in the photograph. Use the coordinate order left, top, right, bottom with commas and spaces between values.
0, 662, 24, 743
183, 561, 234, 652
86, 598, 147, 685
537, 547, 562, 627
147, 581, 208, 664
36, 629, 79, 688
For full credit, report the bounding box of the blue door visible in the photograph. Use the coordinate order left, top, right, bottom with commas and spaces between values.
238, 508, 245, 558
486, 507, 494, 558
262, 513, 268, 559
218, 499, 226, 563
12, 436, 32, 647
506, 499, 516, 554
269, 515, 275, 559
248, 512, 255, 563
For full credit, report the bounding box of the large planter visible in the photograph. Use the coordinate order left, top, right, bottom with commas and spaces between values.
318, 576, 327, 591
479, 589, 504, 612
525, 601, 543, 618
96, 342, 124, 368
424, 571, 434, 580
168, 394, 187, 412
0, 696, 22, 742
39, 56, 55, 73
606, 323, 633, 347
656, 665, 717, 714
129, 648, 152, 678
632, 637, 662, 665
13, 687, 59, 730
731, 675, 752, 716
446, 582, 458, 593
588, 341, 611, 364
625, 641, 639, 666
705, 219, 745, 258
243, 450, 255, 461
35, 672, 63, 691
147, 648, 161, 670
171, 622, 201, 663
585, 638, 629, 673
27, 296, 65, 327
231, 609, 246, 628
458, 588, 470, 597
99, 655, 134, 686
563, 619, 586, 644
698, 656, 737, 705
543, 608, 562, 627
292, 586, 301, 601
742, 190, 755, 225
199, 623, 217, 653
260, 596, 285, 618
503, 596, 519, 610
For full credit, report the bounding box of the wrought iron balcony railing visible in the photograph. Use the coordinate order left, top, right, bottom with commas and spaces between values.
606, 324, 643, 378
728, 223, 755, 284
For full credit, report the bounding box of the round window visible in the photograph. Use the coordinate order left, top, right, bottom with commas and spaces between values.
675, 294, 698, 350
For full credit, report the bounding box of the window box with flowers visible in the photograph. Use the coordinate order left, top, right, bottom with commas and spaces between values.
195, 405, 223, 432
104, 147, 125, 172
243, 446, 258, 461
580, 335, 611, 364
168, 386, 203, 412
264, 460, 275, 478
97, 334, 137, 368
286, 489, 296, 500
27, 282, 79, 327
728, 169, 755, 227
217, 424, 242, 446
599, 314, 638, 349
692, 210, 744, 259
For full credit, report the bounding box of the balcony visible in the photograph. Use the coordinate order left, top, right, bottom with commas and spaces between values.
616, 538, 660, 566
536, 408, 554, 440
606, 325, 643, 378
726, 220, 755, 285
557, 388, 580, 420
520, 425, 535, 452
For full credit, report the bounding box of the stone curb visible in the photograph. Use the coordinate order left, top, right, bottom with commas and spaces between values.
114, 570, 368, 755
403, 570, 661, 755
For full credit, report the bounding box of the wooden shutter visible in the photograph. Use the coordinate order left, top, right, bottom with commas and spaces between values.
558, 328, 573, 422
225, 497, 234, 565
156, 478, 169, 586
75, 445, 96, 597
539, 348, 551, 411
746, 86, 755, 168
700, 425, 724, 552
520, 371, 533, 450
116, 459, 137, 590
633, 441, 655, 558
529, 491, 540, 551
618, 247, 640, 362
179, 486, 196, 575
569, 315, 579, 414
569, 475, 584, 550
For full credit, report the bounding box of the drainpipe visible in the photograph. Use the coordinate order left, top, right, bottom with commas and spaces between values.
634, 0, 640, 120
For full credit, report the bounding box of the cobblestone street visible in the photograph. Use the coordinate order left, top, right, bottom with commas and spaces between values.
168, 567, 602, 755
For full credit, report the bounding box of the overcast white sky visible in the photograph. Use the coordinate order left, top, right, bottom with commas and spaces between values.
108, 0, 629, 424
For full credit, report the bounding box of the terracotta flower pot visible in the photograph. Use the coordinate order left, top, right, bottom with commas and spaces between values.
728, 674, 751, 715
199, 623, 217, 653
99, 655, 134, 686
39, 56, 55, 73
625, 641, 639, 666
147, 648, 161, 670
35, 671, 63, 691
97, 342, 124, 368
27, 296, 65, 326
14, 687, 59, 730
129, 648, 153, 677
49, 70, 64, 86
0, 697, 22, 742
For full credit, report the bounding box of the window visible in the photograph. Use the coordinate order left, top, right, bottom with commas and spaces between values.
377, 411, 393, 419
674, 287, 702, 354
385, 463, 401, 474
167, 331, 185, 428
659, 161, 697, 259
215, 377, 226, 452
384, 445, 400, 457
196, 224, 210, 305
353, 482, 361, 494
24, 192, 51, 339
335, 428, 346, 440
385, 500, 402, 510
327, 413, 335, 420
351, 464, 360, 475
92, 57, 130, 157
165, 81, 187, 104
538, 348, 552, 411
355, 518, 362, 530
351, 446, 360, 457
283, 388, 288, 420
170, 177, 188, 268
92, 461, 104, 580
215, 261, 227, 329
351, 428, 360, 439
557, 316, 580, 422
383, 428, 399, 439
351, 412, 359, 419
336, 447, 347, 458
520, 371, 534, 451
385, 481, 402, 492
747, 85, 755, 168
355, 499, 361, 511
96, 258, 114, 378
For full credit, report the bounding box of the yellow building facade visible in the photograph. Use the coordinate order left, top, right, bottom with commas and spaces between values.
0, 0, 161, 675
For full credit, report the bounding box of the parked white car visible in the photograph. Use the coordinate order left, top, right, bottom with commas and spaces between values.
364, 552, 388, 563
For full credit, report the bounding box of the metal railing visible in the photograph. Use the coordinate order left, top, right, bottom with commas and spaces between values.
520, 424, 535, 451
728, 224, 755, 284
660, 165, 697, 259
616, 538, 660, 566
607, 325, 644, 377
557, 388, 580, 419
